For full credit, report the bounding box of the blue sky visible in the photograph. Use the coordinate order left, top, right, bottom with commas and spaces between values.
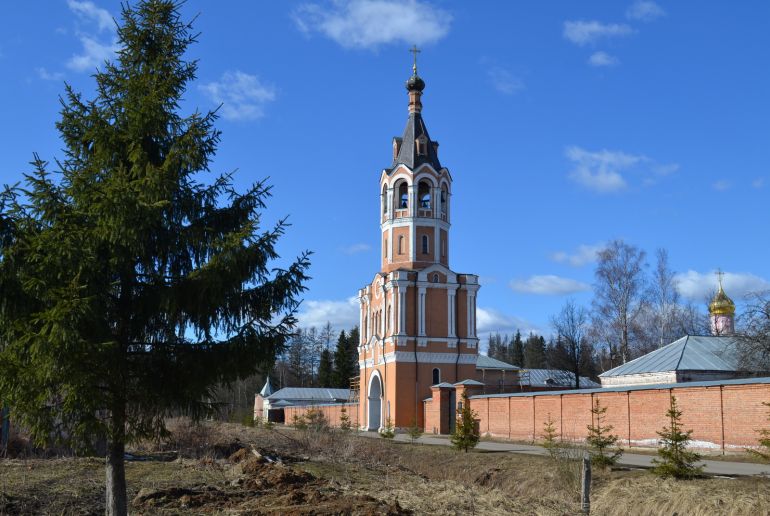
2, 1, 769, 342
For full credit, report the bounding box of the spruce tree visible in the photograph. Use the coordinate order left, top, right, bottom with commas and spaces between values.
749, 401, 770, 461
0, 2, 309, 514
333, 328, 358, 388
586, 399, 623, 468
451, 392, 479, 452
511, 330, 524, 366
524, 334, 547, 369
541, 413, 560, 459
318, 349, 334, 387
651, 396, 704, 479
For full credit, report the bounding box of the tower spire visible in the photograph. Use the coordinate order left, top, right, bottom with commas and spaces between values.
410, 44, 421, 75
405, 45, 425, 114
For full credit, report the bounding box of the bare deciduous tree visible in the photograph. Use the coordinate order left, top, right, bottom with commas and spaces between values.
551, 299, 590, 389
737, 291, 770, 370
592, 240, 647, 366
649, 248, 680, 347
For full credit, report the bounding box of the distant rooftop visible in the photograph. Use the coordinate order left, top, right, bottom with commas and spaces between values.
476, 354, 519, 371
267, 387, 351, 405
599, 335, 748, 378
524, 369, 600, 389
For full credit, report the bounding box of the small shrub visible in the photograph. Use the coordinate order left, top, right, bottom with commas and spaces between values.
586, 399, 623, 468
651, 395, 704, 479
541, 413, 584, 495
407, 417, 422, 444
305, 408, 329, 432
541, 413, 560, 459
240, 412, 255, 428
749, 401, 770, 461
379, 417, 395, 439
451, 392, 479, 452
292, 413, 308, 430
339, 406, 353, 432
253, 416, 263, 428
263, 419, 274, 430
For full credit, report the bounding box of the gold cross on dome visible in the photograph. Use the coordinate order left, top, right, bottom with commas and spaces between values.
716, 268, 725, 287
410, 45, 421, 73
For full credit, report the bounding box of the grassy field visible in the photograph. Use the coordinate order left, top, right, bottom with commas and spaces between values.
1, 420, 770, 515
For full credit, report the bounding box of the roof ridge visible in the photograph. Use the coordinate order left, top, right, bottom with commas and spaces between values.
674, 335, 689, 371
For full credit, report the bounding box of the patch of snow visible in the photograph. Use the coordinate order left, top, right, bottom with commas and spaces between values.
631, 438, 721, 450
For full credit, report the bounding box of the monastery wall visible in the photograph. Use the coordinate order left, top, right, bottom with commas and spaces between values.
283, 402, 360, 429
276, 379, 770, 450
467, 378, 770, 450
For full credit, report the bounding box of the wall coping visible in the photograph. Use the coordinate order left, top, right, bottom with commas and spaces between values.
282, 402, 359, 409
470, 376, 770, 400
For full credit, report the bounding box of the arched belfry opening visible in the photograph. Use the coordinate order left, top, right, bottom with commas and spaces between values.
398, 182, 409, 209
368, 373, 383, 431
418, 180, 431, 209
381, 184, 388, 215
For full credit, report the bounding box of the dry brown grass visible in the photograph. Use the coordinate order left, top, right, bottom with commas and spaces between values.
2, 420, 770, 515
591, 474, 770, 516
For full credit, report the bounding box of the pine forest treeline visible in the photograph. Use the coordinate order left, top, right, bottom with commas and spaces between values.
273, 322, 360, 390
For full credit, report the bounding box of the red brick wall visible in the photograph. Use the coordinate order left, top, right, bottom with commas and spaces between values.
283, 403, 360, 428
465, 381, 770, 449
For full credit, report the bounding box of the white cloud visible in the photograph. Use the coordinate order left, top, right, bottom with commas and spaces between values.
626, 1, 666, 22
66, 1, 118, 72
509, 275, 590, 295
476, 307, 541, 340
199, 71, 277, 121
753, 178, 765, 189
565, 145, 677, 193
675, 270, 770, 302
487, 66, 524, 95
588, 51, 619, 67
36, 67, 65, 81
551, 243, 606, 267
563, 20, 634, 46
566, 146, 636, 193
296, 297, 360, 330
341, 243, 372, 255
67, 0, 113, 32
67, 35, 119, 72
293, 0, 451, 49
712, 179, 731, 191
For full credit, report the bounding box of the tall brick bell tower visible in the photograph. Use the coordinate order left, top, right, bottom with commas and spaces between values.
357, 50, 480, 431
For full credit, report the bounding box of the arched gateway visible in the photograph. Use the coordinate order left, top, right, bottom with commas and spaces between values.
367, 372, 383, 431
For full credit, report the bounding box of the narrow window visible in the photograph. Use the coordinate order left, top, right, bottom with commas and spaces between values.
421, 235, 429, 254
384, 238, 388, 258
441, 238, 446, 257
398, 236, 404, 255
432, 368, 440, 385
432, 273, 439, 283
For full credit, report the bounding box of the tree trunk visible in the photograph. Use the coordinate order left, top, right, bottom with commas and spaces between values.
105, 437, 127, 516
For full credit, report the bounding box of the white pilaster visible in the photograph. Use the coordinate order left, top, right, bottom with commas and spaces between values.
418, 286, 427, 336
447, 287, 457, 337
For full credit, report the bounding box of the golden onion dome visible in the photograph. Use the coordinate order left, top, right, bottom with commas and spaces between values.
709, 285, 736, 315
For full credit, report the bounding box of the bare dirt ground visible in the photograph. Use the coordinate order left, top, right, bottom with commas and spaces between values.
2, 420, 770, 515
